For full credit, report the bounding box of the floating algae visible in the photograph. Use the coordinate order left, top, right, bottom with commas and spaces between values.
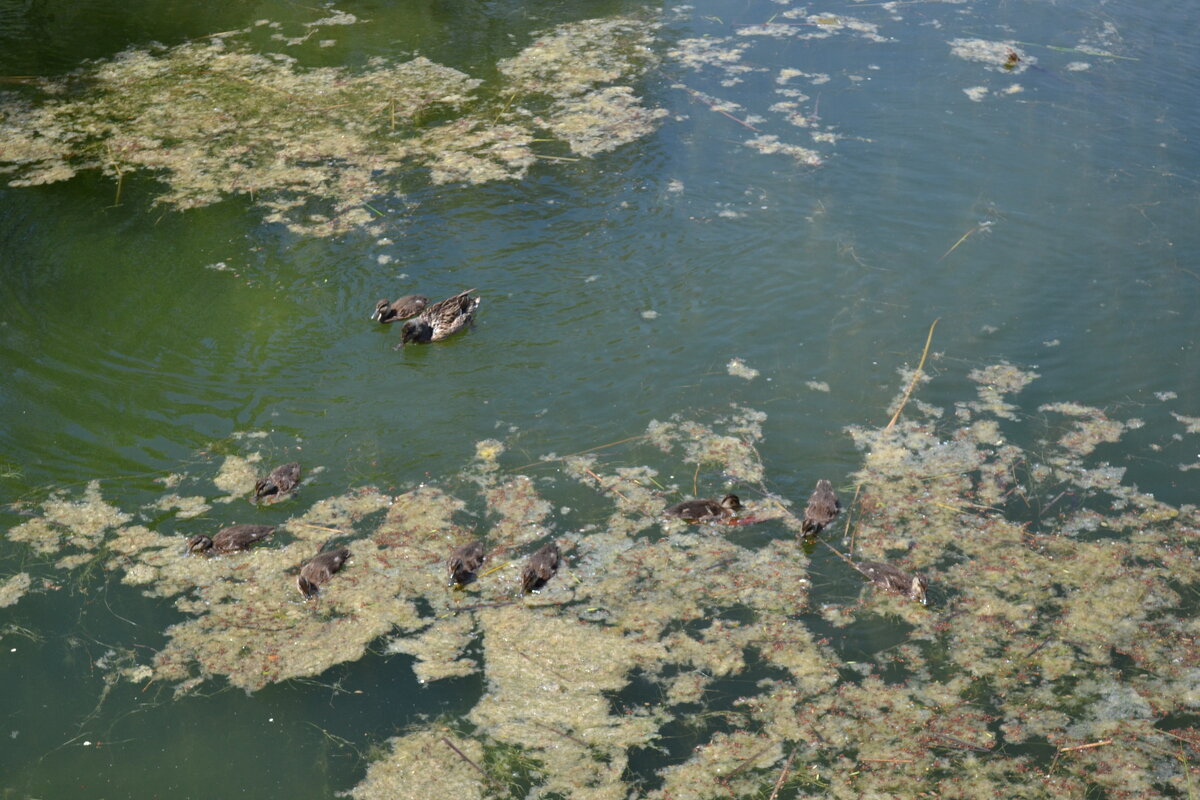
4, 364, 1199, 796
0, 572, 31, 608
0, 14, 665, 236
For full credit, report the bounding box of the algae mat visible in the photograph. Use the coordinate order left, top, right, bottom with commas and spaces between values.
5, 365, 1198, 798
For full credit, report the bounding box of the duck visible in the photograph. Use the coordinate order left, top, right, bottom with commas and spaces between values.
297, 547, 351, 599
396, 288, 480, 347
521, 542, 560, 593
447, 541, 485, 587
665, 494, 742, 522
801, 479, 841, 535
187, 524, 275, 554
371, 295, 429, 323
853, 561, 928, 605
251, 462, 301, 505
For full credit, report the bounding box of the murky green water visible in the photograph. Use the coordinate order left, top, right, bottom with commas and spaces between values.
2, 0, 1198, 797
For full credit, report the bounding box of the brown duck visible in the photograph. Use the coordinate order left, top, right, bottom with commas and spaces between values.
251, 462, 301, 505
447, 541, 485, 587
521, 542, 560, 593
665, 494, 742, 522
396, 289, 480, 347
297, 547, 350, 599
187, 524, 275, 554
371, 295, 429, 323
854, 561, 928, 605
801, 479, 840, 535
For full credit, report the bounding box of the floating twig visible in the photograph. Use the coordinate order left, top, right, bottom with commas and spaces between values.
678, 84, 761, 131
768, 747, 798, 800
529, 720, 588, 748
441, 736, 489, 779
938, 226, 981, 263
293, 522, 350, 535
884, 318, 939, 431
1057, 739, 1112, 753
584, 468, 632, 505
509, 434, 645, 471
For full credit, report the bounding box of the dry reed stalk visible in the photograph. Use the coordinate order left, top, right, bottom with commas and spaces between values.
884, 318, 939, 431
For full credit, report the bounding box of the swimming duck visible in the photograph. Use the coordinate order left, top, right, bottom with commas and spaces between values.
448, 541, 485, 587
665, 494, 742, 522
521, 542, 560, 593
371, 295, 429, 323
853, 561, 928, 605
251, 462, 301, 505
396, 289, 480, 347
187, 524, 276, 554
297, 547, 351, 599
801, 479, 841, 535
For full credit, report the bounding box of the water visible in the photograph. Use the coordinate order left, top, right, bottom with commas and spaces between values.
2, 0, 1198, 797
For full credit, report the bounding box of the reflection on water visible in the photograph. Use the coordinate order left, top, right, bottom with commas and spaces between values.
2, 0, 1199, 796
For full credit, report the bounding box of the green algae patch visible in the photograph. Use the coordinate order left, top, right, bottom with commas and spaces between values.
0, 14, 665, 236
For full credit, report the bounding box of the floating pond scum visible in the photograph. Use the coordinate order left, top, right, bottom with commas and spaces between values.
4, 364, 1198, 797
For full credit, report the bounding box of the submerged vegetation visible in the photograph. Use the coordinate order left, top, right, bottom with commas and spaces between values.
4, 363, 1197, 797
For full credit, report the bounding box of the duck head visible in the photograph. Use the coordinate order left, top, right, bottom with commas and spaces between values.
721, 494, 742, 512
399, 320, 434, 346
370, 299, 390, 321
186, 535, 213, 554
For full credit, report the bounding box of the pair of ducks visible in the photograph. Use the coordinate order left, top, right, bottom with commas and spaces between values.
371, 289, 480, 347
186, 523, 349, 599
666, 480, 927, 605
448, 540, 560, 594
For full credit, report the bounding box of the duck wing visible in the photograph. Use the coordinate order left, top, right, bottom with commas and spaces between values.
423, 289, 480, 340
213, 524, 276, 552
801, 480, 840, 534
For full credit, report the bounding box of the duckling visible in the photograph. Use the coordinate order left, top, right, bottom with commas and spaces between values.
396, 289, 480, 347
854, 561, 928, 605
251, 462, 301, 505
297, 547, 351, 599
665, 494, 742, 522
521, 542, 560, 593
801, 479, 841, 535
448, 541, 485, 587
187, 524, 275, 554
371, 295, 429, 323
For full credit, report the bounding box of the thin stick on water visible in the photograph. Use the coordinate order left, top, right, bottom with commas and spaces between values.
293, 522, 350, 535
584, 468, 631, 505
767, 747, 798, 800
508, 434, 645, 471
884, 318, 940, 431
1057, 739, 1112, 753
938, 226, 980, 262
441, 737, 489, 779
818, 537, 856, 568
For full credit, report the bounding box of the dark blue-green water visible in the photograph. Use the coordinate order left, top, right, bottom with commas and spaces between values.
1, 0, 1197, 796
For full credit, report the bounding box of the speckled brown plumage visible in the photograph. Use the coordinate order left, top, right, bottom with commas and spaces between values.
664, 494, 742, 522
396, 289, 480, 347
371, 295, 429, 323
801, 479, 840, 535
521, 542, 560, 593
854, 561, 928, 605
297, 548, 350, 599
448, 541, 485, 586
251, 462, 301, 505
187, 524, 276, 554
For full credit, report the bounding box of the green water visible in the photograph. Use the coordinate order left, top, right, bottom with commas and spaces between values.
1, 0, 1198, 797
